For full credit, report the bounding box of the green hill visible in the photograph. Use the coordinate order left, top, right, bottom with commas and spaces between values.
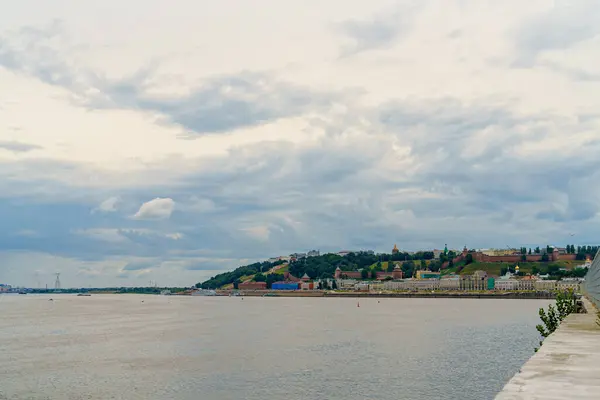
458, 260, 587, 276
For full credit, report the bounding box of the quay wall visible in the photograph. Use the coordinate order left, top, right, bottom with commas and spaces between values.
217, 290, 556, 299
583, 249, 600, 309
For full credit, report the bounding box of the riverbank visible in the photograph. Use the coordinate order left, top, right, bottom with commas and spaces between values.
215, 290, 558, 299
495, 297, 600, 399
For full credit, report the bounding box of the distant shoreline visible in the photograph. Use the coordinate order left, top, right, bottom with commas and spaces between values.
212, 290, 558, 300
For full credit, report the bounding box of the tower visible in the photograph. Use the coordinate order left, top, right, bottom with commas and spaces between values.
392, 244, 399, 254
334, 266, 342, 279
54, 273, 61, 290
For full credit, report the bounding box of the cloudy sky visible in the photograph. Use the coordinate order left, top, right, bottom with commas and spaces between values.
1, 0, 599, 288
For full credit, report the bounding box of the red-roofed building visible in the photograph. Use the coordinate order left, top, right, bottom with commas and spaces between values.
238, 281, 267, 290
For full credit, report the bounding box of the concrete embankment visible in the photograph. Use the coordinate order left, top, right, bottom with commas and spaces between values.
218, 291, 556, 299
495, 298, 600, 399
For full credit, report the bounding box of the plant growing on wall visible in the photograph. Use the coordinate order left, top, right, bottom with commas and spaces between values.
535, 290, 576, 351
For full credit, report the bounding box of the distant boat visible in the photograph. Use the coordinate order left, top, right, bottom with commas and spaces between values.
160, 290, 172, 296
18, 291, 27, 295
191, 289, 216, 296
77, 293, 91, 296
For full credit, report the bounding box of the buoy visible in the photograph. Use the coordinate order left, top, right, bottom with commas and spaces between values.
357, 302, 360, 308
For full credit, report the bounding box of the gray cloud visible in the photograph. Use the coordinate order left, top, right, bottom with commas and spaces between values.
514, 0, 600, 65
0, 23, 337, 134
122, 261, 157, 271
336, 2, 422, 56
0, 141, 41, 153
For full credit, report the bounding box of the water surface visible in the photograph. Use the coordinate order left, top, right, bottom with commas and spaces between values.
0, 294, 549, 400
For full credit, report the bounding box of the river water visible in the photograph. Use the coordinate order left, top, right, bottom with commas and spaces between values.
0, 294, 549, 400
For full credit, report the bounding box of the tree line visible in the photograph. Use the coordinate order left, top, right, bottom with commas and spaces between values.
198, 251, 438, 289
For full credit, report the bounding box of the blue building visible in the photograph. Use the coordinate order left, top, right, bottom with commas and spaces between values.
272, 282, 299, 290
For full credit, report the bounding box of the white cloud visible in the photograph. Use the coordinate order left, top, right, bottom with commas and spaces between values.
92, 196, 120, 213
72, 228, 127, 243
132, 197, 175, 220
240, 225, 271, 242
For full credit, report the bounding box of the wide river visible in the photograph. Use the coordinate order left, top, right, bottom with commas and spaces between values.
0, 294, 550, 400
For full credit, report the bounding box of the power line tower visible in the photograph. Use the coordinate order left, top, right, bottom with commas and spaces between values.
54, 273, 61, 290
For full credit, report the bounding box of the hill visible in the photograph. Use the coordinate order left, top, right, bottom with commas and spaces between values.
457, 260, 587, 277
197, 251, 435, 289
197, 250, 591, 289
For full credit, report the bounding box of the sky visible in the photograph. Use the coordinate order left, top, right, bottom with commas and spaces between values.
1, 0, 599, 288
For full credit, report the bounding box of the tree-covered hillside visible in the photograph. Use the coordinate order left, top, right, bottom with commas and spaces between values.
197, 251, 435, 289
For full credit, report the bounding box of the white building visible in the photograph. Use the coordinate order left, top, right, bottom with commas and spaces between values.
337, 279, 357, 289
383, 281, 408, 291
439, 277, 460, 290
517, 279, 536, 291
557, 279, 582, 292
495, 279, 519, 291
534, 280, 558, 291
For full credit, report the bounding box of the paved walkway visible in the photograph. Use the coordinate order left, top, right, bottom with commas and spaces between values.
496, 298, 600, 399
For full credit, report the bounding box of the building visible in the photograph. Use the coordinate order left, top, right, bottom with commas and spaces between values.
337, 279, 358, 289
334, 267, 362, 280
557, 279, 583, 292
392, 244, 400, 254
432, 249, 443, 259
383, 279, 440, 291
290, 252, 307, 260
534, 280, 557, 291
495, 279, 519, 291
300, 282, 315, 290
517, 278, 536, 291
272, 282, 299, 290
0, 284, 11, 293
238, 281, 267, 290
463, 271, 488, 290
337, 250, 352, 257
440, 276, 460, 290
416, 270, 441, 280
307, 250, 320, 257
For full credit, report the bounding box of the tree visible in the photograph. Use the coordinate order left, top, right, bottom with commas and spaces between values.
428, 261, 441, 272
528, 248, 532, 255
465, 253, 474, 265
386, 262, 395, 272
521, 254, 527, 262
541, 253, 549, 262
361, 269, 369, 279
233, 279, 240, 290
331, 280, 338, 290
532, 265, 539, 275
253, 273, 266, 282
371, 270, 378, 279
521, 247, 527, 255
420, 259, 427, 270
535, 247, 541, 254
537, 290, 576, 340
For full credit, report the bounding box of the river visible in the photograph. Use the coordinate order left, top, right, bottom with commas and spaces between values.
0, 294, 549, 400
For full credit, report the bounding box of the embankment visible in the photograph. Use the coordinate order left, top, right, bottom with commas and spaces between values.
495, 297, 600, 399
217, 291, 557, 299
